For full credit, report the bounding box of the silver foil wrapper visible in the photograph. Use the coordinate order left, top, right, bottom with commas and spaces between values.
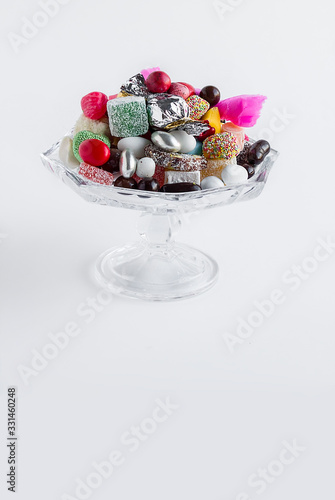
121, 73, 149, 97
175, 120, 211, 136
147, 94, 190, 128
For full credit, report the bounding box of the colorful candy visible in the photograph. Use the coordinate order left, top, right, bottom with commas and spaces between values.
168, 83, 190, 99
178, 82, 195, 97
79, 163, 114, 185
144, 144, 207, 172
186, 95, 210, 120
201, 107, 221, 134
203, 133, 239, 160
73, 131, 111, 162
79, 139, 110, 167
145, 71, 171, 93
67, 69, 272, 192
81, 92, 108, 120
107, 96, 149, 137
221, 122, 245, 150
217, 95, 267, 127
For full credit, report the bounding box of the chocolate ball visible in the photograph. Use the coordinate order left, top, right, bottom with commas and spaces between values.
247, 140, 270, 166
137, 179, 160, 192
199, 86, 221, 107
113, 176, 137, 189
100, 148, 121, 173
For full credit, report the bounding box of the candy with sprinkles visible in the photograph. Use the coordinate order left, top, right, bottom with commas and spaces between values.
203, 133, 239, 160
79, 163, 114, 185
186, 95, 210, 120
107, 96, 149, 137
73, 131, 111, 162
67, 68, 271, 190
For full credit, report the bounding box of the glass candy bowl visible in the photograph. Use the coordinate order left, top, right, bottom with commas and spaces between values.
41, 135, 279, 301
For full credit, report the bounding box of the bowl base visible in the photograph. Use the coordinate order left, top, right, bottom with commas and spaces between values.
95, 242, 219, 301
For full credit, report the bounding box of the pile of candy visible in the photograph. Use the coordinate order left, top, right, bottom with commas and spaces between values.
59, 68, 271, 193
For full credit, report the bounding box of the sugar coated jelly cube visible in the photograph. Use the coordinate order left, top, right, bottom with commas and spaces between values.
107, 96, 149, 138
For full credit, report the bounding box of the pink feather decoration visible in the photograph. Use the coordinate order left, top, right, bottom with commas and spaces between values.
141, 67, 161, 80
217, 95, 267, 127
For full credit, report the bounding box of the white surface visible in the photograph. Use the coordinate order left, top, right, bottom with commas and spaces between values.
1, 0, 335, 498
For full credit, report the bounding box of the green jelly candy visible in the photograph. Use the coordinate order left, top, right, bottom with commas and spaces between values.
107, 96, 149, 138
73, 131, 111, 162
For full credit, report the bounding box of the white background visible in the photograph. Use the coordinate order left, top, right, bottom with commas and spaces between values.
1, 0, 335, 498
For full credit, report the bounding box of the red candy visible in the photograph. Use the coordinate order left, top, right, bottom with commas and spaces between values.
79, 163, 114, 185
168, 82, 190, 100
81, 92, 108, 120
197, 124, 216, 142
178, 82, 195, 97
79, 139, 111, 167
109, 94, 118, 100
145, 71, 171, 93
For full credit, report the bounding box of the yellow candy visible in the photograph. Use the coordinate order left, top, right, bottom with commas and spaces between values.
117, 91, 131, 97
201, 107, 221, 134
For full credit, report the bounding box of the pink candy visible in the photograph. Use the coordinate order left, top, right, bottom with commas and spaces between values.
217, 95, 267, 127
81, 92, 108, 120
79, 163, 114, 185
141, 67, 161, 80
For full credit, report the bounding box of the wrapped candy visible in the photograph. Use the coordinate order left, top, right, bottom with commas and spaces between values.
217, 95, 267, 127
120, 73, 149, 97
165, 119, 211, 136
144, 144, 207, 172
147, 94, 189, 128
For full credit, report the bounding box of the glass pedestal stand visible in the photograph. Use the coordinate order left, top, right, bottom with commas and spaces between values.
95, 213, 218, 301
41, 134, 278, 302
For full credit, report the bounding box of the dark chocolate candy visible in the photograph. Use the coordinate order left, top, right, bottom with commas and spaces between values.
242, 164, 255, 179
100, 148, 121, 173
137, 179, 160, 192
199, 86, 221, 107
113, 176, 138, 189
247, 140, 270, 166
160, 182, 202, 193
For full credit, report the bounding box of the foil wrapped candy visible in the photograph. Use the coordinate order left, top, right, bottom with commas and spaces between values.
120, 73, 149, 98
147, 94, 190, 128
120, 73, 211, 135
